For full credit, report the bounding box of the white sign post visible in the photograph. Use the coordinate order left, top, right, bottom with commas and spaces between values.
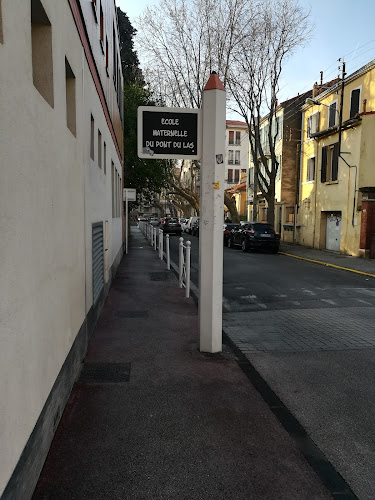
198, 72, 226, 353
137, 82, 224, 353
123, 188, 136, 255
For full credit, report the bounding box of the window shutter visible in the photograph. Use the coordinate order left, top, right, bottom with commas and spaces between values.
313, 112, 319, 133
321, 146, 327, 182
329, 103, 336, 127
307, 117, 311, 138
331, 143, 339, 181
350, 89, 360, 118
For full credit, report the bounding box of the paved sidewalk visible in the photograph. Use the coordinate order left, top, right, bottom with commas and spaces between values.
280, 242, 375, 276
33, 227, 331, 500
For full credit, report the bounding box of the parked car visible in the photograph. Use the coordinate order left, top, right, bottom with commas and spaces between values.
227, 222, 280, 253
191, 218, 200, 237
150, 217, 160, 226
186, 216, 199, 234
223, 223, 239, 246
162, 217, 182, 235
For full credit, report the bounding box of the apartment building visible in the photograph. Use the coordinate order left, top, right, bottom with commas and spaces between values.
0, 1, 124, 498
299, 59, 375, 257
224, 121, 249, 189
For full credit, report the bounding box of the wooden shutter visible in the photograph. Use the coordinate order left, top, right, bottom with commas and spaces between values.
321, 146, 327, 182
331, 143, 339, 181
350, 89, 360, 118
329, 103, 337, 127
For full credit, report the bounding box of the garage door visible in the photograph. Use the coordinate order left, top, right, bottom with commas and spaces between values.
326, 212, 341, 252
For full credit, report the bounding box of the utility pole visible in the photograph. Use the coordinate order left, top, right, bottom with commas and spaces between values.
338, 59, 346, 155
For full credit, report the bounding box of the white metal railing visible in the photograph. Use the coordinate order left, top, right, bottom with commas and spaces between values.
179, 237, 191, 298
138, 222, 189, 296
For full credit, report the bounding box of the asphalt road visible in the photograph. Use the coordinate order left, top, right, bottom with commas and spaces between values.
165, 230, 375, 500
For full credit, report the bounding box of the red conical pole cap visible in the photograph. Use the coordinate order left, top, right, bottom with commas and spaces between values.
204, 71, 225, 91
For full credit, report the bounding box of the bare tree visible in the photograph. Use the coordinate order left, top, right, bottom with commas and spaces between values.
227, 0, 312, 225
136, 0, 251, 218
136, 0, 312, 224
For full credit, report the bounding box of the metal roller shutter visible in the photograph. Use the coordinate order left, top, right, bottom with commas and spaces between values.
92, 223, 104, 304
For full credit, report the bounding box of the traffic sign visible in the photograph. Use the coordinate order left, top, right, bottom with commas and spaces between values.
137, 106, 201, 160
123, 188, 136, 201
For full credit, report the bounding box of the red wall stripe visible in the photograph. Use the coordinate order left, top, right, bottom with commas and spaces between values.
68, 0, 123, 167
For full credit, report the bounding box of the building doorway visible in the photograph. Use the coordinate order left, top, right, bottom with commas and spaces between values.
326, 212, 342, 251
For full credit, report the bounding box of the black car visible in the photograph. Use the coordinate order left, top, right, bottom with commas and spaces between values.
223, 223, 239, 246
162, 217, 182, 235
227, 222, 280, 253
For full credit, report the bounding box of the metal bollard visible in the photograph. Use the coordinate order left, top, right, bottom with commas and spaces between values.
185, 241, 191, 298
166, 234, 170, 270
160, 230, 163, 260
154, 228, 157, 250
179, 237, 184, 288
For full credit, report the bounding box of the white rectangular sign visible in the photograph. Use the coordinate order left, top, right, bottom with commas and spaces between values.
137, 106, 202, 160
123, 188, 137, 201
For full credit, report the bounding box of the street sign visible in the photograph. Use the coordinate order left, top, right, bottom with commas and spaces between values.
137, 106, 201, 160
123, 188, 136, 201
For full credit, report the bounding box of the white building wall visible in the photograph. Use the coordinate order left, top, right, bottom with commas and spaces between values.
224, 123, 249, 190
0, 1, 123, 495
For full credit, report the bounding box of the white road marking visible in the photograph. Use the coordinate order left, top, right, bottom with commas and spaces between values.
222, 298, 232, 311
355, 298, 372, 305
301, 289, 316, 296
240, 295, 257, 301
321, 299, 336, 305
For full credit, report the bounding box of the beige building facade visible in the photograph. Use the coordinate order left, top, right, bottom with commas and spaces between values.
0, 1, 124, 497
299, 60, 375, 256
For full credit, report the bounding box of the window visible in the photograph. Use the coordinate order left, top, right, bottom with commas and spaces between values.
321, 143, 339, 182
235, 150, 240, 165
228, 169, 233, 183
275, 116, 283, 141
98, 130, 102, 168
228, 131, 234, 145
65, 58, 76, 136
0, 0, 3, 44
234, 169, 240, 184
328, 101, 337, 127
90, 115, 95, 160
99, 1, 104, 43
228, 150, 234, 164
111, 162, 115, 216
261, 125, 269, 152
307, 112, 319, 138
307, 157, 315, 182
103, 142, 106, 174
350, 88, 361, 118
31, 0, 54, 107
113, 25, 117, 89
105, 36, 109, 75
235, 131, 241, 145
276, 155, 282, 181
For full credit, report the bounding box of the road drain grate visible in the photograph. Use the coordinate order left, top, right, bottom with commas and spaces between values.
78, 363, 131, 383
149, 271, 176, 282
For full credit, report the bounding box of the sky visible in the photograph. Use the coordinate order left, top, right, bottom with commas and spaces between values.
117, 0, 375, 115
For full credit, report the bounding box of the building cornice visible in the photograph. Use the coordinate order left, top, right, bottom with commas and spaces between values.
68, 0, 123, 165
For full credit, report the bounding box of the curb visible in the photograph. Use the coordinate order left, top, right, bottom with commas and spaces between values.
279, 252, 375, 278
